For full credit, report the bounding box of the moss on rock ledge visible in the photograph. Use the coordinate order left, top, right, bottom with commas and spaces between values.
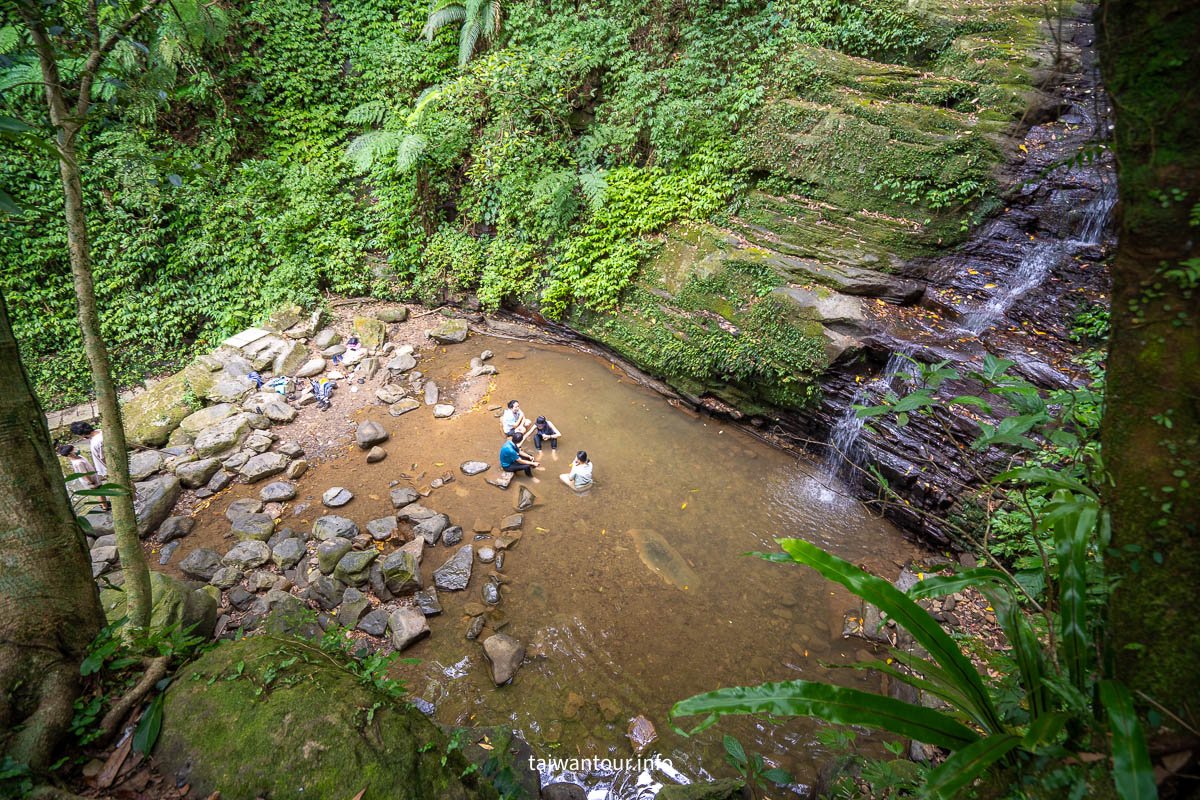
156, 635, 500, 800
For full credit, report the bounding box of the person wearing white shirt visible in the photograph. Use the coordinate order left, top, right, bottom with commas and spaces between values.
70, 420, 107, 480
500, 399, 534, 444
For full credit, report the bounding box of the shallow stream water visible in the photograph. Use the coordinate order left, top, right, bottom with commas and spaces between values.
173, 339, 920, 797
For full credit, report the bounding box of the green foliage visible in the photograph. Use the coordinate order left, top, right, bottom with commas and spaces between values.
722, 735, 792, 800
423, 0, 502, 67
317, 624, 418, 700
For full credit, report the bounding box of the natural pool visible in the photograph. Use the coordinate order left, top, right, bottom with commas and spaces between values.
172, 338, 920, 797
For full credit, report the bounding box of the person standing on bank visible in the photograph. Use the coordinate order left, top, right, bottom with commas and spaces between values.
533, 415, 562, 458
69, 421, 107, 483
58, 443, 109, 511
500, 431, 541, 480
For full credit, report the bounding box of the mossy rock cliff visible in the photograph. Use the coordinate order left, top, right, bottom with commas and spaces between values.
156, 635, 501, 800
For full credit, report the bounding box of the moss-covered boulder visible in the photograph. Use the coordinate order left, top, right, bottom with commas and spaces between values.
122, 362, 218, 447
157, 635, 500, 800
100, 570, 217, 638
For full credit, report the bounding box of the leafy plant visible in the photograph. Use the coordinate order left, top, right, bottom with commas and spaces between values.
423, 0, 502, 67
672, 535, 1153, 797
723, 734, 792, 800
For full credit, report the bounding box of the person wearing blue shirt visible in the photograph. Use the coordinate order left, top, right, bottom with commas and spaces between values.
499, 431, 540, 477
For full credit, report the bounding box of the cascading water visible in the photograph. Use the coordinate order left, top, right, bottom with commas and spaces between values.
823, 345, 919, 481
963, 182, 1117, 333
822, 178, 1116, 480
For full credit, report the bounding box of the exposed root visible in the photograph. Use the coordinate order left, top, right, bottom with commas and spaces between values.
98, 655, 170, 741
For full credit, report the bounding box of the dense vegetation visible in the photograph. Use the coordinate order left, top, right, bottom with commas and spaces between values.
2, 0, 1041, 408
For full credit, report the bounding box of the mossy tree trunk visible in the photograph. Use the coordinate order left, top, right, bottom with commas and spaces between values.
0, 291, 106, 770
19, 1, 162, 630
1096, 0, 1200, 726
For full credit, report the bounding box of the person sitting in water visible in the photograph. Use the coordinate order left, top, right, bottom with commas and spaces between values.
559, 450, 593, 490
500, 431, 540, 478
500, 399, 534, 443
532, 415, 561, 456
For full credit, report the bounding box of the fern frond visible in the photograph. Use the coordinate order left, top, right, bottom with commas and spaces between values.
345, 129, 403, 173
396, 133, 429, 171
406, 84, 444, 126
0, 26, 22, 55
345, 100, 391, 126
578, 169, 608, 214
422, 5, 465, 40
458, 19, 481, 67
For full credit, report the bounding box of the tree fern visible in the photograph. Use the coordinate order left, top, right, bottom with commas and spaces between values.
396, 133, 428, 171
422, 0, 502, 67
345, 100, 391, 126
345, 129, 404, 173
579, 169, 608, 214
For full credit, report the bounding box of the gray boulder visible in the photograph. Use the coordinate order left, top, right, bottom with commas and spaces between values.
414, 588, 442, 616
441, 526, 463, 546
239, 452, 288, 483
397, 502, 436, 522
209, 567, 243, 590
428, 318, 468, 344
207, 470, 235, 492
273, 341, 309, 376
223, 540, 271, 570
433, 545, 473, 591
312, 515, 358, 541
322, 486, 353, 507
366, 517, 397, 541
305, 576, 345, 611
375, 307, 408, 323
388, 607, 430, 651
272, 537, 307, 570
389, 487, 419, 508
414, 514, 450, 545
460, 461, 489, 476
358, 608, 389, 636
262, 400, 298, 423
180, 547, 222, 581
206, 378, 252, 405
134, 475, 182, 538
389, 399, 421, 416
226, 497, 263, 521
194, 414, 250, 458
129, 450, 165, 480
333, 550, 378, 586
338, 588, 371, 627
355, 420, 388, 449
294, 358, 326, 378
260, 481, 297, 502
231, 513, 275, 541
179, 403, 235, 437
154, 516, 195, 544
313, 329, 340, 348
176, 457, 221, 489
317, 537, 353, 574
387, 352, 417, 373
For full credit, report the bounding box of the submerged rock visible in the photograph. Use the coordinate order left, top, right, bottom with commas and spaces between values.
460, 461, 489, 476
481, 634, 524, 685
414, 587, 443, 616
627, 715, 657, 755
515, 486, 535, 511
628, 529, 700, 590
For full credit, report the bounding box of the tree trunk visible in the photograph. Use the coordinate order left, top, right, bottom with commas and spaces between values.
20, 8, 154, 630
56, 137, 153, 631
1096, 0, 1200, 721
0, 290, 106, 770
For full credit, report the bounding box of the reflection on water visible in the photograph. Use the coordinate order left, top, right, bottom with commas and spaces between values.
177, 339, 919, 797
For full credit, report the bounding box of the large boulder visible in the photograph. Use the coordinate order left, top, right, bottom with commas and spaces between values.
206, 378, 253, 405
128, 450, 165, 481
334, 550, 378, 586
176, 458, 221, 489
263, 304, 304, 332
179, 547, 222, 581
428, 318, 469, 344
356, 420, 388, 449
375, 306, 409, 323
223, 540, 271, 570
388, 607, 430, 651
239, 452, 288, 483
272, 341, 309, 376
100, 571, 217, 638
179, 403, 236, 437
122, 362, 218, 447
194, 414, 250, 458
134, 475, 181, 538
353, 316, 387, 351
433, 545, 473, 591
156, 636, 495, 800
231, 513, 275, 542
312, 515, 359, 541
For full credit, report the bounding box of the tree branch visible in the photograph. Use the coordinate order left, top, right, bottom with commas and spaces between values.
76, 0, 169, 118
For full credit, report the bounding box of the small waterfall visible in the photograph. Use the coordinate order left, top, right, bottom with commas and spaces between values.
824, 346, 919, 480
963, 181, 1116, 333
821, 180, 1115, 480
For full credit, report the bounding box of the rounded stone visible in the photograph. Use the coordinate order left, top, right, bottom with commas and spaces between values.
322, 487, 353, 508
